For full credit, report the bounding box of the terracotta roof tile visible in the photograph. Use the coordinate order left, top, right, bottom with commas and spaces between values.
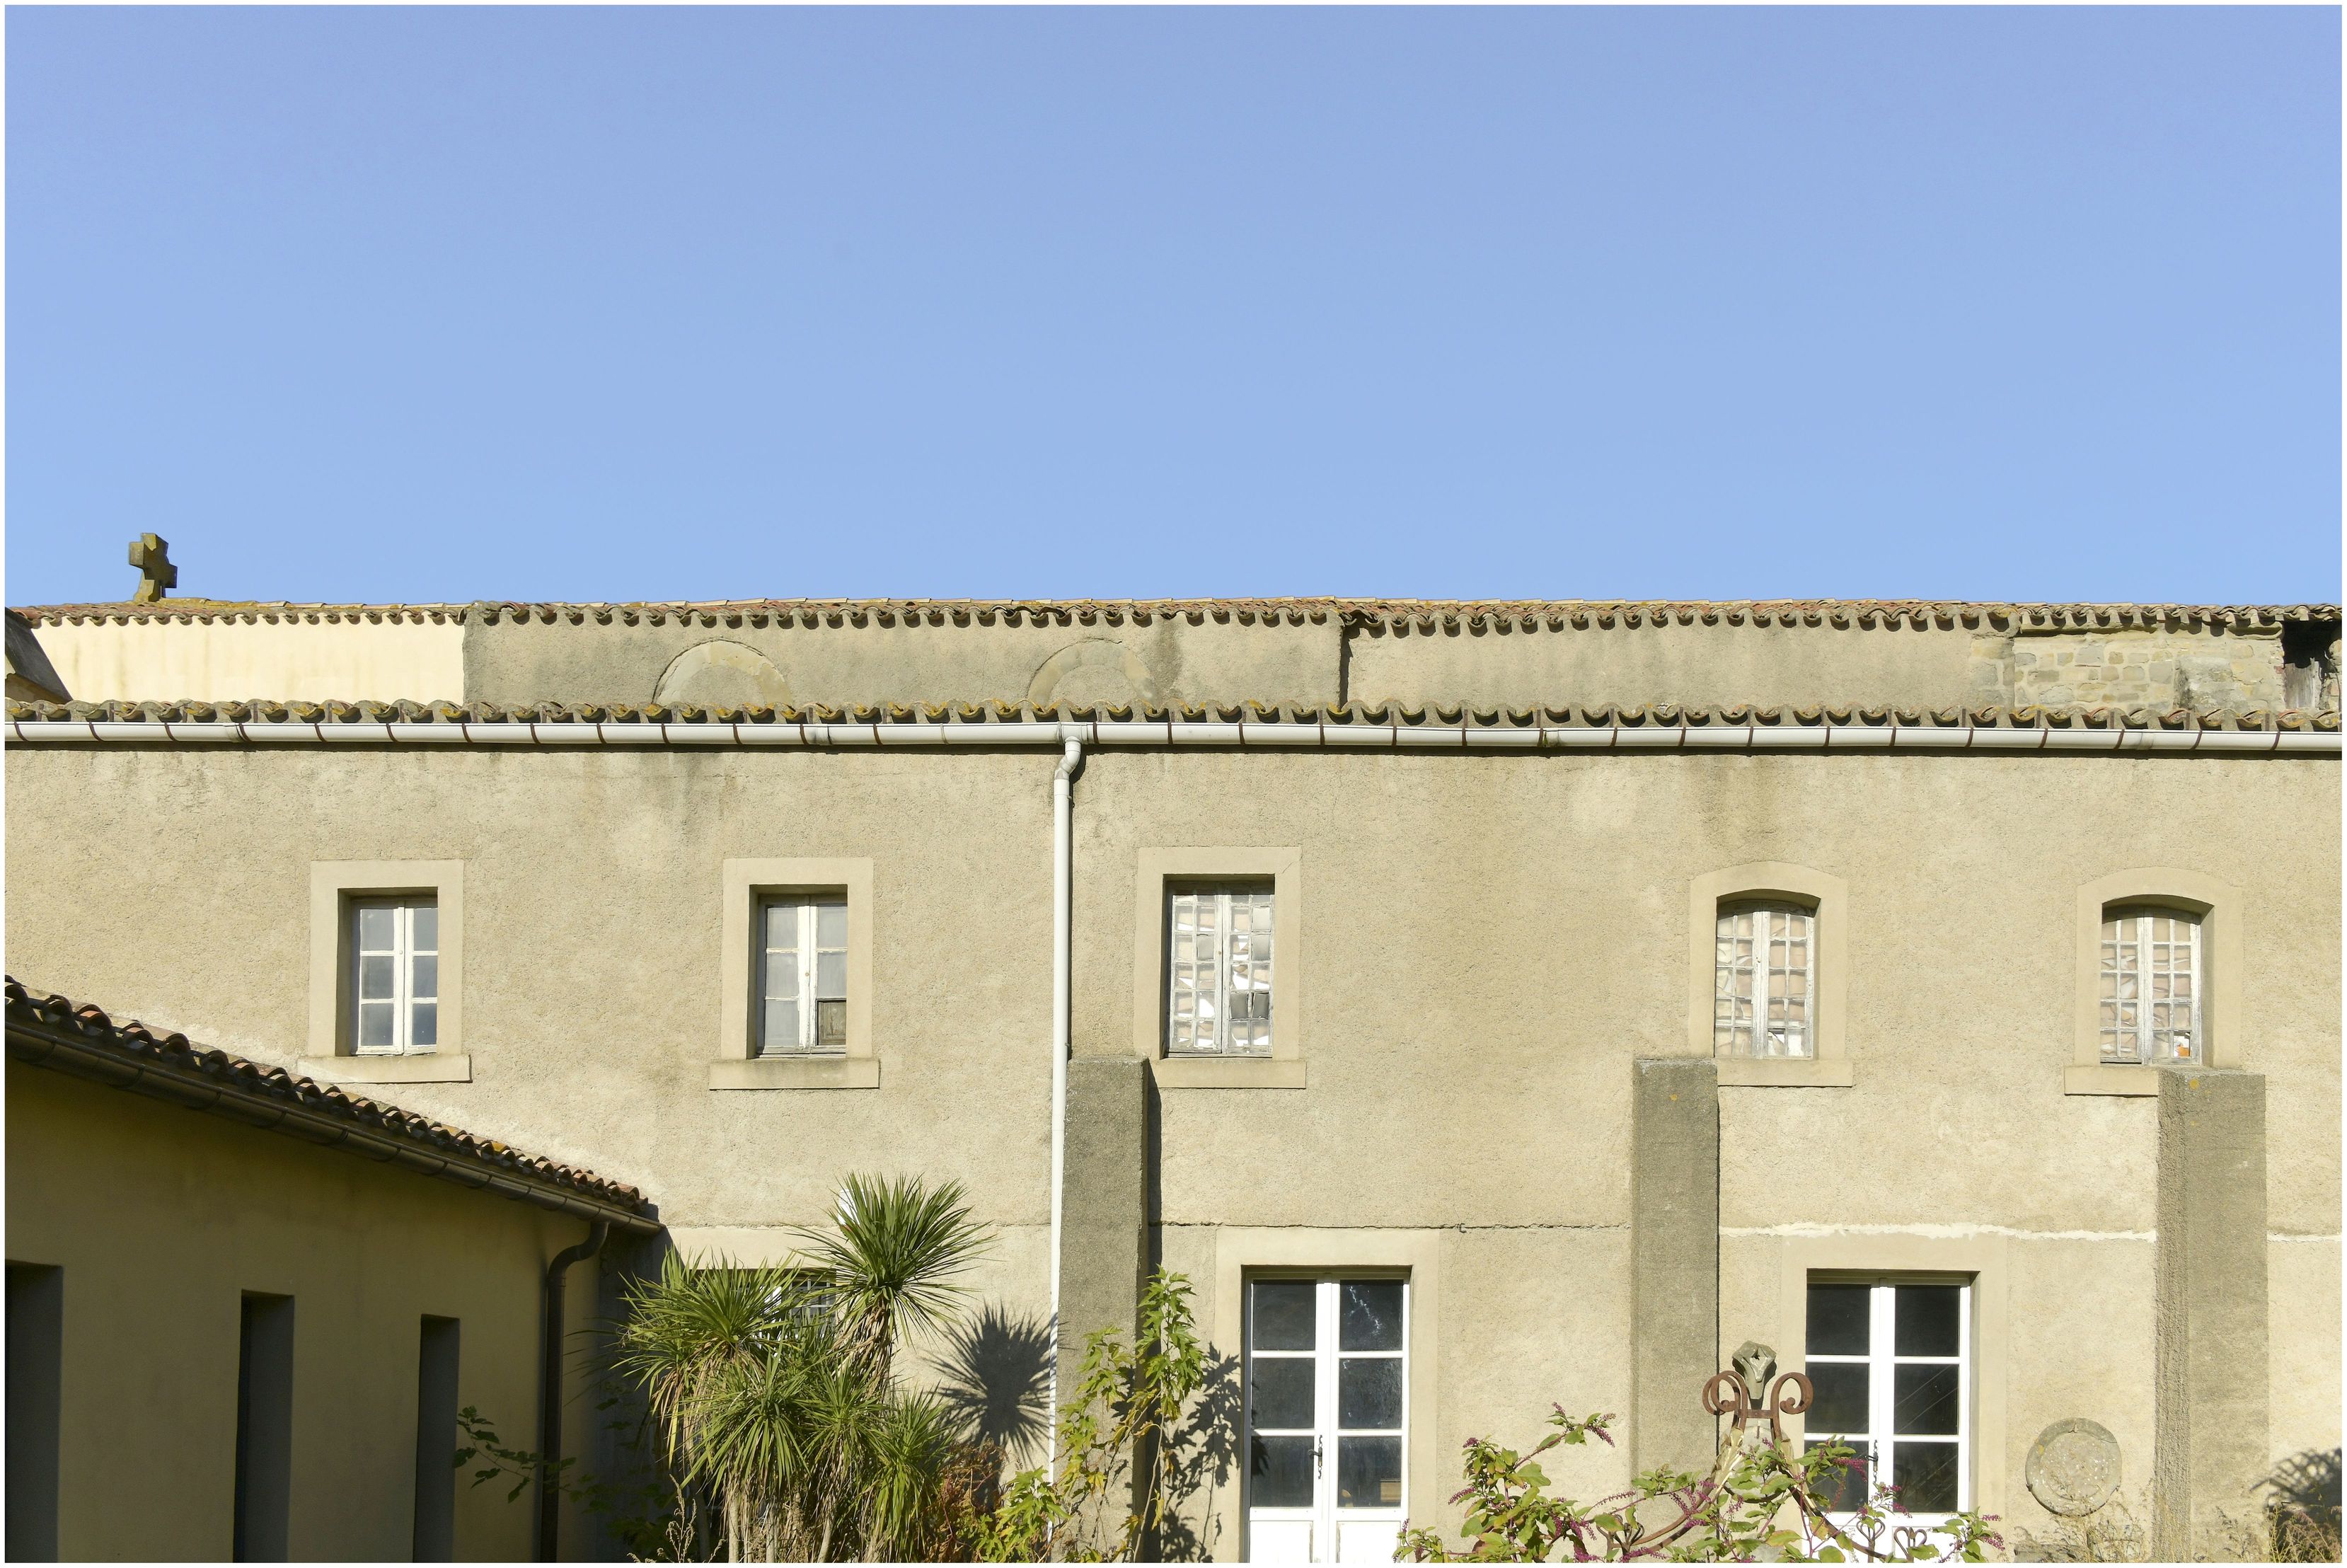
9, 598, 2339, 631
9, 697, 2338, 730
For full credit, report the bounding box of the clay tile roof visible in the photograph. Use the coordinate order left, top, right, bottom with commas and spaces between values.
12, 600, 474, 627
9, 597, 2339, 630
4, 977, 657, 1230
8, 697, 2338, 730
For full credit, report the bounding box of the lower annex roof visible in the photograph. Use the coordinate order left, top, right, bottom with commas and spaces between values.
4, 978, 657, 1233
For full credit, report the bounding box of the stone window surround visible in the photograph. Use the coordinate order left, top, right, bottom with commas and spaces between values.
1209, 1227, 1441, 1563
2065, 868, 2239, 1097
1133, 847, 1305, 1090
305, 860, 469, 1084
1688, 863, 1852, 1087
1775, 1233, 2010, 1531
715, 857, 878, 1090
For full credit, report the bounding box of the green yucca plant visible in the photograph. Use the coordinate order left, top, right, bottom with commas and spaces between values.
862, 1393, 973, 1561
612, 1252, 807, 1473
612, 1173, 997, 1562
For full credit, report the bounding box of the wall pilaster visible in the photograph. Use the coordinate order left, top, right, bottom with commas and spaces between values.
2153, 1068, 2270, 1560
1631, 1057, 1720, 1476
1057, 1058, 1154, 1406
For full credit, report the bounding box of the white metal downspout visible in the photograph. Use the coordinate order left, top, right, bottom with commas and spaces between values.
1046, 732, 1082, 1470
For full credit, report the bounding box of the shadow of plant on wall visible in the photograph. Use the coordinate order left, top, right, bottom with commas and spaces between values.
1150, 1344, 1241, 1562
974, 1269, 1242, 1563
2265, 1448, 2342, 1563
935, 1304, 1055, 1465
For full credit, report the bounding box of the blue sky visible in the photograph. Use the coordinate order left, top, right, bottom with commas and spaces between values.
6, 6, 2339, 606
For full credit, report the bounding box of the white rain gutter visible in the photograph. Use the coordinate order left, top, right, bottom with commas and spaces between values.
6, 718, 2337, 754
1046, 734, 1080, 1468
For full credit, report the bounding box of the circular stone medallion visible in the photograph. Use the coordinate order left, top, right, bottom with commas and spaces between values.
2026, 1419, 2121, 1517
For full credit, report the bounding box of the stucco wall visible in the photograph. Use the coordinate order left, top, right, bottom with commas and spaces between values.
18, 606, 2329, 716
35, 616, 466, 704
4, 1061, 592, 1562
463, 613, 1344, 711
3, 746, 1061, 1238
1342, 620, 2314, 713
4, 739, 2336, 1556
1342, 619, 1994, 710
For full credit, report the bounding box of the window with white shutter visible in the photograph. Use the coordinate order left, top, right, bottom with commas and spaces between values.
1167, 885, 1274, 1057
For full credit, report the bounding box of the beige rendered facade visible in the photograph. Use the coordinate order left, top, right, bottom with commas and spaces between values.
4, 984, 653, 1563
3, 596, 2339, 1563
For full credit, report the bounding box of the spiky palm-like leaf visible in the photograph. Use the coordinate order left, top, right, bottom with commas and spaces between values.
613, 1250, 809, 1468
792, 1172, 995, 1380
862, 1391, 968, 1561
692, 1318, 881, 1560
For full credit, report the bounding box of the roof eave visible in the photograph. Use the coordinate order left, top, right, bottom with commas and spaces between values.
3, 981, 658, 1235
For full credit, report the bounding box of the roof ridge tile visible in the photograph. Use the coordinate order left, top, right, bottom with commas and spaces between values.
6, 697, 2339, 732
10, 596, 2339, 630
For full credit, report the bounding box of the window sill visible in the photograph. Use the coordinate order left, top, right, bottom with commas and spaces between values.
1714, 1057, 1854, 1088
1151, 1056, 1308, 1090
710, 1056, 880, 1091
2063, 1063, 2164, 1097
305, 1053, 473, 1085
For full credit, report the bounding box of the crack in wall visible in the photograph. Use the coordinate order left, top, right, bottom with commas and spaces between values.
1158, 1221, 1629, 1233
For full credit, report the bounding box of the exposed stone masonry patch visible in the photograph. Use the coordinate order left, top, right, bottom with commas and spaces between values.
2007, 629, 2288, 712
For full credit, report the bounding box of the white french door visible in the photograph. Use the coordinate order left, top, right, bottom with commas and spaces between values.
1244, 1276, 1408, 1564
1801, 1279, 1971, 1530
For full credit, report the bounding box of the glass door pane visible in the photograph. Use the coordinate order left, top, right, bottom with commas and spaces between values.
1247, 1278, 1320, 1543
1803, 1281, 1873, 1515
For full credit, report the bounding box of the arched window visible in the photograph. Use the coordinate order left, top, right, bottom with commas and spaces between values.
1690, 864, 1848, 1085
2099, 905, 2202, 1064
1714, 899, 1817, 1059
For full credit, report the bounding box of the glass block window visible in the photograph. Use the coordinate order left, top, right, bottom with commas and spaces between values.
351, 899, 438, 1055
759, 894, 848, 1056
1167, 886, 1274, 1058
1804, 1279, 1970, 1522
2100, 907, 2201, 1064
1714, 901, 1815, 1059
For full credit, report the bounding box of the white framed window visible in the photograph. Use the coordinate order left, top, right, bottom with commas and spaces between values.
1803, 1279, 1971, 1523
350, 899, 439, 1055
2099, 906, 2201, 1064
758, 894, 848, 1056
1245, 1276, 1407, 1564
1714, 901, 1815, 1059
1167, 885, 1274, 1057
715, 860, 875, 1090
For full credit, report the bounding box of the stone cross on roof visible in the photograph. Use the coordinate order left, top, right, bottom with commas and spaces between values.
127, 534, 175, 603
